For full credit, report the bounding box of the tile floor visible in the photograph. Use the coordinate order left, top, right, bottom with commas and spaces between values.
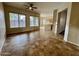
1, 30, 79, 56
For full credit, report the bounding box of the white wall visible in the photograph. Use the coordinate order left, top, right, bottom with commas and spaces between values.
0, 3, 6, 53
68, 2, 79, 46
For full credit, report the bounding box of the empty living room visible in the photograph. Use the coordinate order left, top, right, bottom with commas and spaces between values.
0, 2, 79, 56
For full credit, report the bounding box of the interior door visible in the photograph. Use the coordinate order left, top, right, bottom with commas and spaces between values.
57, 9, 67, 36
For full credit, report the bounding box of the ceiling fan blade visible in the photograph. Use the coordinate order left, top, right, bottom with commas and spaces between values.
24, 5, 29, 7
31, 8, 34, 10
30, 4, 34, 7
32, 7, 37, 9
25, 7, 29, 9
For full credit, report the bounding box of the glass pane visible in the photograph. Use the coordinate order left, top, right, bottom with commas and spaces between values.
30, 16, 35, 26
35, 17, 39, 26
19, 15, 26, 27
9, 13, 19, 28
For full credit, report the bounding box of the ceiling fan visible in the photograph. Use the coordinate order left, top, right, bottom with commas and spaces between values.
24, 3, 37, 10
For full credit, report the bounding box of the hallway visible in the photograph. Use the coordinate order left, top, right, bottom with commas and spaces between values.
1, 30, 79, 56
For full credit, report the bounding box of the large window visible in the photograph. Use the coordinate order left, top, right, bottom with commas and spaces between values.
35, 17, 39, 26
30, 16, 35, 26
9, 13, 26, 28
9, 13, 19, 28
19, 15, 26, 27
30, 16, 39, 27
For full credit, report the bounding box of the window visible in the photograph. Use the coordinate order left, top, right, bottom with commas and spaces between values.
30, 16, 39, 27
9, 13, 26, 28
9, 13, 19, 28
19, 15, 26, 27
35, 17, 39, 26
30, 16, 35, 26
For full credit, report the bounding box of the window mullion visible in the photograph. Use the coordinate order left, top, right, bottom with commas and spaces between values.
18, 14, 20, 27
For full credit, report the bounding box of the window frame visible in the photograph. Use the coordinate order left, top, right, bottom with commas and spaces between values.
19, 14, 26, 28
9, 12, 19, 28
9, 12, 26, 28
34, 17, 39, 26
30, 15, 39, 27
30, 16, 35, 27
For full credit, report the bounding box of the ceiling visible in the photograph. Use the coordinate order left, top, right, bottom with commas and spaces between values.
4, 2, 69, 17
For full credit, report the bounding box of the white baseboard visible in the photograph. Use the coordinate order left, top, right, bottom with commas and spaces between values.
0, 39, 5, 56
0, 49, 1, 56
67, 41, 79, 47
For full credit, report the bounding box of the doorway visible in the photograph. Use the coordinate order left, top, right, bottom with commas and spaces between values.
57, 9, 67, 36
